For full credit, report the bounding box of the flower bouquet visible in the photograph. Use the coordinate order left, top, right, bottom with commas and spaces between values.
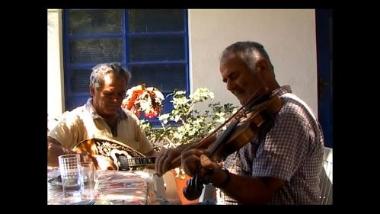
122, 84, 164, 119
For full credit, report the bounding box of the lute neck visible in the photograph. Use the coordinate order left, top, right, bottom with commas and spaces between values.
118, 156, 156, 170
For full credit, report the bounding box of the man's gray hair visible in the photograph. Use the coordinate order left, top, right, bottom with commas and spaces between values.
220, 41, 274, 75
90, 63, 131, 89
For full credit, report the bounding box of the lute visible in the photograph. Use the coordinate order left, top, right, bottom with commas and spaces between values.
72, 138, 156, 170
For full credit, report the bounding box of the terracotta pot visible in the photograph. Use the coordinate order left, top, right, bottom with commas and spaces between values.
172, 170, 199, 205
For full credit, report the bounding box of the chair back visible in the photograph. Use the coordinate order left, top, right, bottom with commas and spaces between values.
319, 147, 333, 204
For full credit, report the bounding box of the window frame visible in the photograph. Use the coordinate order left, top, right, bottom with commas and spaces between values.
62, 9, 190, 123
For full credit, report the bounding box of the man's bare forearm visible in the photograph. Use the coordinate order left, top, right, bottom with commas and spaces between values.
217, 173, 285, 204
47, 137, 71, 166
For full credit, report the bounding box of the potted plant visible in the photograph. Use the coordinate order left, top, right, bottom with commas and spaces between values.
140, 88, 236, 148
123, 85, 237, 204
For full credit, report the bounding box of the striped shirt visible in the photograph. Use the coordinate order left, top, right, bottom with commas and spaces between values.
219, 85, 324, 205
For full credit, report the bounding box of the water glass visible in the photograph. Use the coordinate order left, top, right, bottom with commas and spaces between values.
58, 154, 83, 203
80, 161, 96, 200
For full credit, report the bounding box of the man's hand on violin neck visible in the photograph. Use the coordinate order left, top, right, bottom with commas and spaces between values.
181, 149, 205, 176
199, 154, 228, 186
182, 150, 226, 185
200, 154, 220, 170
181, 150, 219, 175
155, 148, 181, 176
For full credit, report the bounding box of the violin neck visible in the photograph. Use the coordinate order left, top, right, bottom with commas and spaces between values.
245, 94, 271, 111
206, 119, 240, 157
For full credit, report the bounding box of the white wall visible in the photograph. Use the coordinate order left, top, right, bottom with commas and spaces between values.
48, 9, 65, 118
188, 9, 318, 115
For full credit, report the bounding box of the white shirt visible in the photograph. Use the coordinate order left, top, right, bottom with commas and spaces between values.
48, 98, 153, 154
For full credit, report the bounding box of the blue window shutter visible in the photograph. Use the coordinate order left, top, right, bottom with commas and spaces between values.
63, 9, 189, 126
316, 9, 333, 148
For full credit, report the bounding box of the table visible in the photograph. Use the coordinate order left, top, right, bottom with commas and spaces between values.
47, 167, 173, 205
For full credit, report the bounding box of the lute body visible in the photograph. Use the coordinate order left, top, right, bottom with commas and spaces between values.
73, 138, 155, 170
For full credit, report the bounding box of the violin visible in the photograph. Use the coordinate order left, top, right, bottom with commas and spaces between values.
182, 93, 284, 200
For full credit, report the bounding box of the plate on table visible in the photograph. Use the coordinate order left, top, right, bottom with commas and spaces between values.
48, 167, 62, 188
48, 175, 62, 188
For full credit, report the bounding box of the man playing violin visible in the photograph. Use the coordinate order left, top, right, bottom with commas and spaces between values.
155, 41, 325, 204
48, 63, 156, 168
